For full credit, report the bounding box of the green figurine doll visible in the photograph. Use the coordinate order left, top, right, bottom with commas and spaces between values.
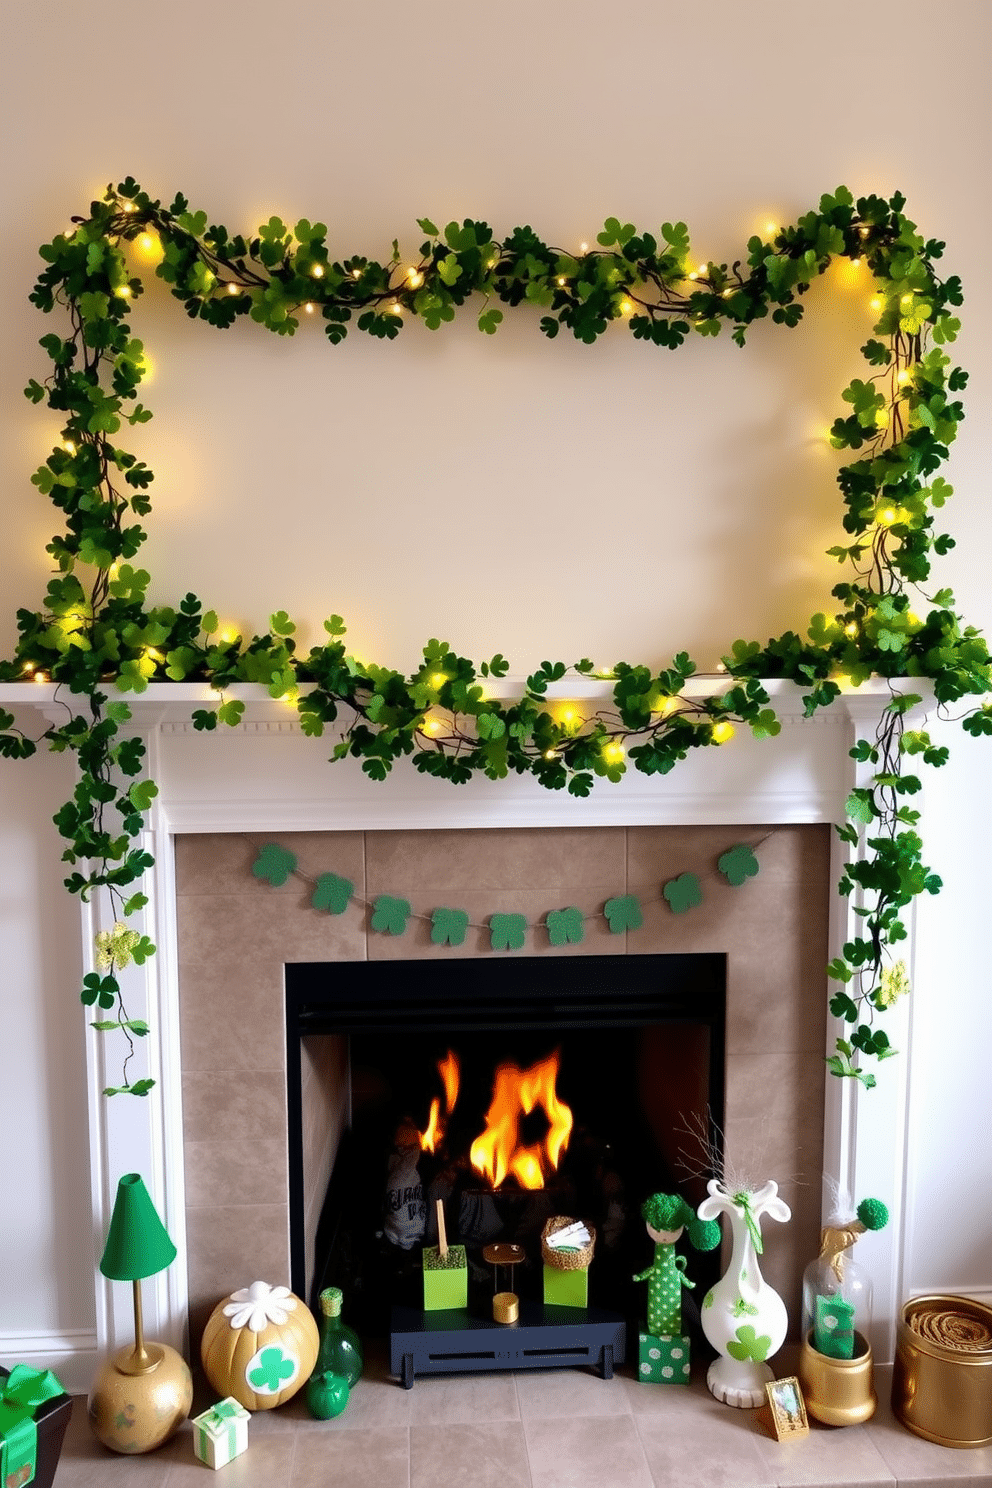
634, 1193, 720, 1383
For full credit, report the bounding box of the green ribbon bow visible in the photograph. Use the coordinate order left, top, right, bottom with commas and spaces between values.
0, 1365, 64, 1488
199, 1397, 247, 1441
733, 1191, 765, 1256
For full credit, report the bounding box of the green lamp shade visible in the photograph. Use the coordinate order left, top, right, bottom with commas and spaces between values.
100, 1173, 177, 1281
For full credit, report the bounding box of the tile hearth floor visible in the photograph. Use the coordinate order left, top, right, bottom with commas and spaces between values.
58, 1345, 992, 1488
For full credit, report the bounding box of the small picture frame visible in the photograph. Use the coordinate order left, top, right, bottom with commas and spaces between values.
763, 1376, 810, 1440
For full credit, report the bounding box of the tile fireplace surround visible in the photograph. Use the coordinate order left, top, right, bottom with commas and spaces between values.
8, 676, 920, 1389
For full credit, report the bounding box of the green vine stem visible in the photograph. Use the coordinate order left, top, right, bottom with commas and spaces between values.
1, 180, 990, 1095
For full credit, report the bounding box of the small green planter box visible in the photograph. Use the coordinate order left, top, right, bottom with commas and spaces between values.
423, 1245, 467, 1310
637, 1329, 691, 1383
543, 1264, 588, 1309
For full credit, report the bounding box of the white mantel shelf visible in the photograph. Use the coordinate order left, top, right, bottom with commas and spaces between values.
2, 677, 931, 1379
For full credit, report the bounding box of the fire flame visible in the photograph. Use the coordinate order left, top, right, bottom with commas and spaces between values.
469, 1053, 573, 1191
418, 1050, 461, 1154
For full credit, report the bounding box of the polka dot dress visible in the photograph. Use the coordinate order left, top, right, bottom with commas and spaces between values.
645, 1244, 686, 1336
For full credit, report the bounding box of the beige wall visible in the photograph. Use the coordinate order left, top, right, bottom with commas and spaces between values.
2, 0, 991, 1362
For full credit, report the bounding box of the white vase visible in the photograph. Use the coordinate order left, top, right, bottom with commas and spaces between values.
697, 1178, 791, 1407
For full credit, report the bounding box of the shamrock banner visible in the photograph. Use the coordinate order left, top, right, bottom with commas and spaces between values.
249, 837, 766, 950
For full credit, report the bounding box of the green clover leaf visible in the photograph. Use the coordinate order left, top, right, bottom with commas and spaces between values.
311, 873, 354, 915
251, 843, 297, 887
546, 906, 585, 947
726, 1324, 772, 1362
603, 895, 642, 933
248, 1346, 296, 1393
431, 907, 470, 946
663, 873, 703, 914
717, 845, 760, 887
489, 913, 527, 951
371, 895, 411, 935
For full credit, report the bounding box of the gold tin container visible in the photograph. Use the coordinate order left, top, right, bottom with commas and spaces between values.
892, 1294, 992, 1449
798, 1330, 876, 1426
493, 1292, 519, 1324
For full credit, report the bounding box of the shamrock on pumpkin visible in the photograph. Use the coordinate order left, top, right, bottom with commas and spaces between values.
248, 1345, 296, 1394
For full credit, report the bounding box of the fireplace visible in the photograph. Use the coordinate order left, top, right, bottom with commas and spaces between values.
285, 952, 726, 1329
175, 820, 830, 1348
29, 676, 917, 1376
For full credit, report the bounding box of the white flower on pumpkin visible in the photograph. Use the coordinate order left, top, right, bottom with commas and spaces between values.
222, 1280, 298, 1332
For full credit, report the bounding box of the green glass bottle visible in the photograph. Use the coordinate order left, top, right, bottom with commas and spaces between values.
312, 1286, 363, 1388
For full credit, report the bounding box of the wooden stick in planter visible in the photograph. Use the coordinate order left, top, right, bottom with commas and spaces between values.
436, 1198, 448, 1259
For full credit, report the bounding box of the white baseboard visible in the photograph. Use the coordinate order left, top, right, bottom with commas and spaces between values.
0, 1330, 99, 1395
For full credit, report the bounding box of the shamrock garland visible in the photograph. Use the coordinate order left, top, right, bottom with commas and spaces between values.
1, 179, 989, 1098
250, 836, 764, 949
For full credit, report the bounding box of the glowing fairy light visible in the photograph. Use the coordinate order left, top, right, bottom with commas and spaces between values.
845, 621, 859, 638
311, 264, 325, 278
603, 741, 625, 764
711, 721, 734, 744
407, 269, 424, 288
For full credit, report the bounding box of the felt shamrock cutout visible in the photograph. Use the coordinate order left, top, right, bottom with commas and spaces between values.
717, 844, 760, 887
252, 843, 297, 887
726, 1324, 772, 1362
663, 873, 703, 914
248, 1345, 296, 1394
489, 913, 527, 951
94, 922, 142, 970
603, 894, 643, 933
546, 906, 585, 946
370, 896, 411, 935
311, 872, 354, 915
431, 907, 470, 946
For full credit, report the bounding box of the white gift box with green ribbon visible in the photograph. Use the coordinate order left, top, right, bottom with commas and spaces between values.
192, 1397, 250, 1469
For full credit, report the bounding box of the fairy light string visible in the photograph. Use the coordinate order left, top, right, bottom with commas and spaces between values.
2, 181, 989, 1096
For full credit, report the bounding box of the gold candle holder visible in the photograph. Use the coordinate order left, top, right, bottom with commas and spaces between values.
483, 1243, 524, 1325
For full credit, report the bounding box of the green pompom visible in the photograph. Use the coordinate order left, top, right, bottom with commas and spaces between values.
687, 1215, 722, 1253
641, 1193, 692, 1232
857, 1196, 889, 1231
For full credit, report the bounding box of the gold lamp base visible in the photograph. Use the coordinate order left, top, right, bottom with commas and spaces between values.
88, 1342, 192, 1454
798, 1330, 876, 1426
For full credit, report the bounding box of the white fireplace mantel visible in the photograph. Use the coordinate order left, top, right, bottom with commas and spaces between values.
1, 677, 922, 1368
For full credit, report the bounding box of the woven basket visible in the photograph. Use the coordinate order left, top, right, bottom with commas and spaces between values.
541, 1215, 596, 1271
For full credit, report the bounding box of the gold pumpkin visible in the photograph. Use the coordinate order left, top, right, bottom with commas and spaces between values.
201, 1280, 319, 1410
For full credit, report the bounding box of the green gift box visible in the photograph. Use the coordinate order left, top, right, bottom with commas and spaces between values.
637, 1330, 691, 1384
543, 1264, 588, 1309
422, 1245, 467, 1310
0, 1364, 72, 1488
192, 1396, 250, 1470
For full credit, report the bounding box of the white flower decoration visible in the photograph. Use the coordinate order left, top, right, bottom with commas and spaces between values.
223, 1280, 297, 1332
